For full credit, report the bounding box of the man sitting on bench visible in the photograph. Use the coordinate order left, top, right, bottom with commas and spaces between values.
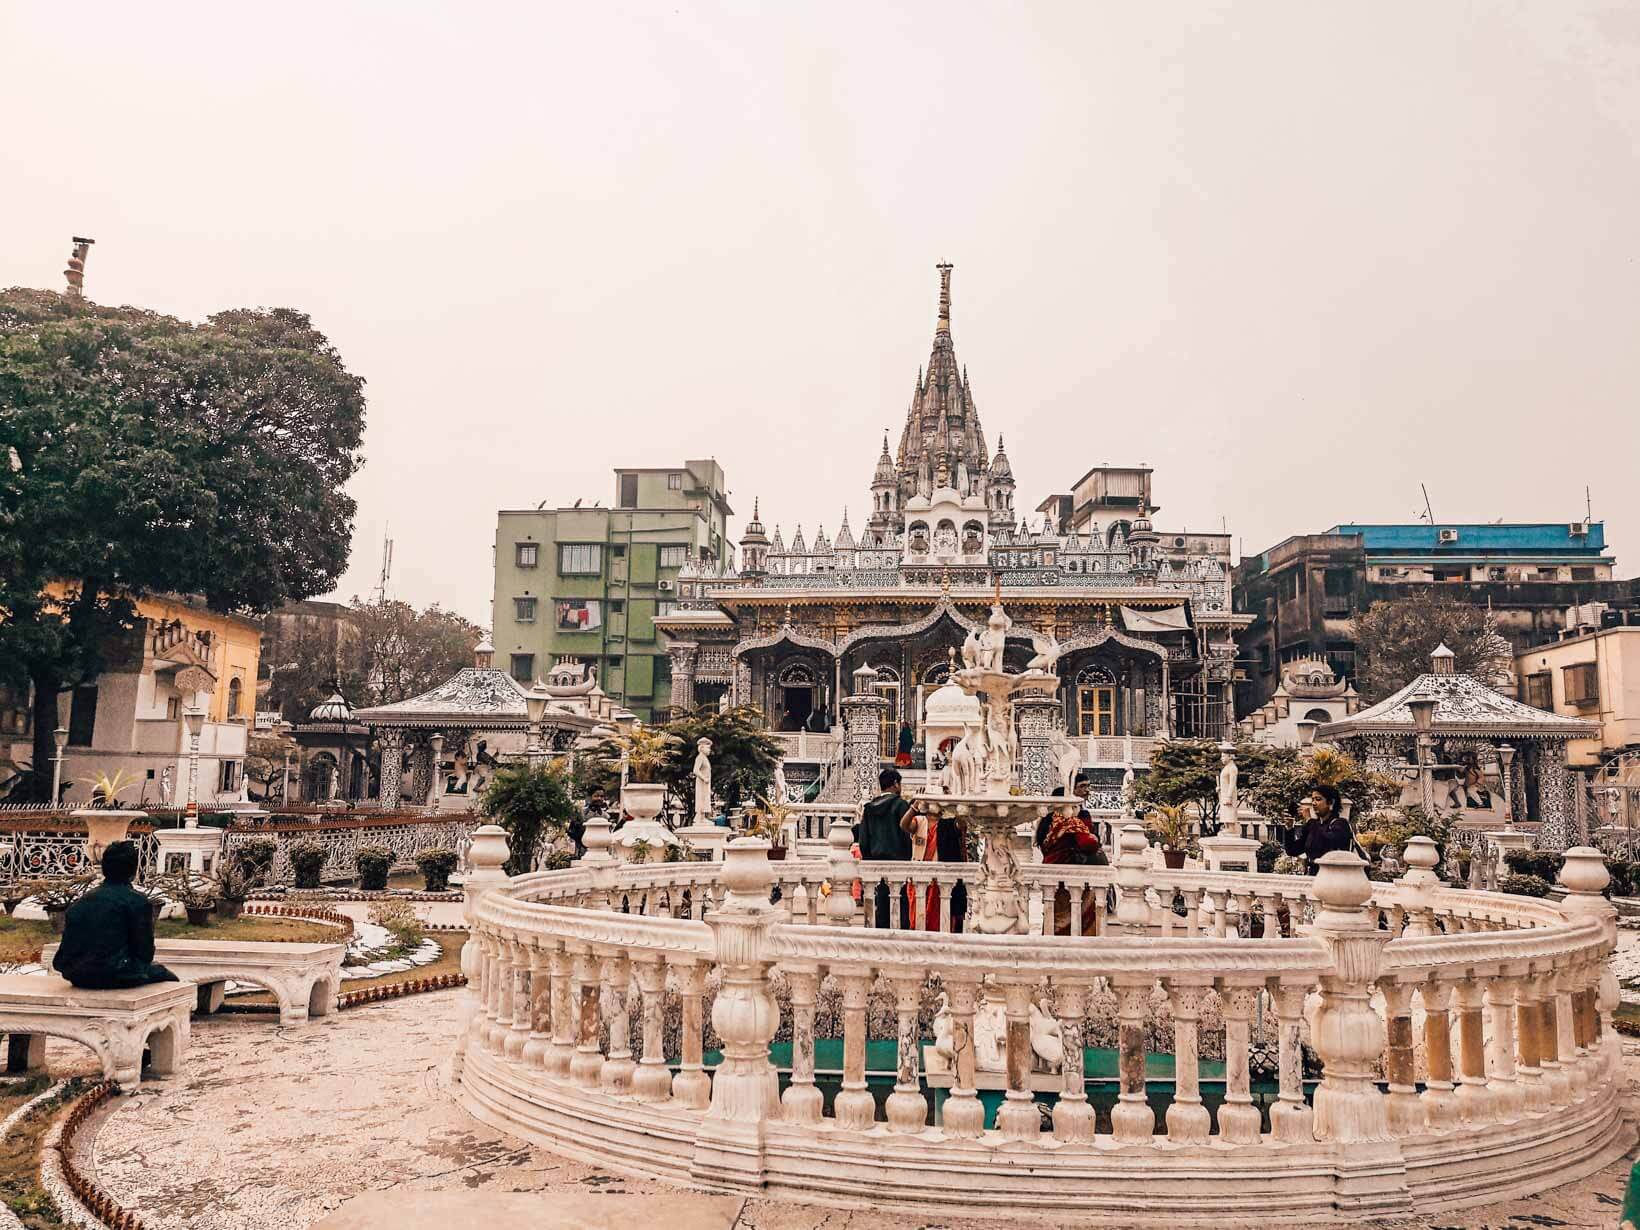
53, 841, 179, 990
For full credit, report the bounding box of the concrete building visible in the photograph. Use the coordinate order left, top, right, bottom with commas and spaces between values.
491, 460, 733, 722
1516, 603, 1640, 769
1, 593, 262, 807
1235, 522, 1622, 715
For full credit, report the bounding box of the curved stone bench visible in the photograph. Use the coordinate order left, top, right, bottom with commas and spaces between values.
0, 974, 191, 1086
43, 938, 347, 1025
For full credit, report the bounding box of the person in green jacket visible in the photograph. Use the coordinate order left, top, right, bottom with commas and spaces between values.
854, 768, 915, 927
52, 841, 179, 990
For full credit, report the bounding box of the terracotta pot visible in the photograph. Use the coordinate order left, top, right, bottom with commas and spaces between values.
766, 845, 789, 861
1163, 848, 1187, 870
47, 907, 68, 935
216, 897, 245, 921
185, 905, 213, 926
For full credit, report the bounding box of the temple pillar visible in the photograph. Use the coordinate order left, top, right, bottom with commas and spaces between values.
1538, 743, 1572, 852
667, 641, 698, 718
841, 676, 889, 802
1015, 693, 1059, 795
377, 729, 404, 810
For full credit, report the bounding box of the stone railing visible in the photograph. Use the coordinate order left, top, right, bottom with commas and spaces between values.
225, 815, 481, 885
0, 823, 161, 885
453, 821, 1632, 1223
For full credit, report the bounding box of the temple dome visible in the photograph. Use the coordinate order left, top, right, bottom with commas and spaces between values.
308, 691, 355, 723
923, 679, 981, 727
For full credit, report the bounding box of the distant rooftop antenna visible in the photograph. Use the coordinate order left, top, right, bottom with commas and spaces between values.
375, 528, 394, 603
1419, 483, 1435, 525
63, 236, 94, 299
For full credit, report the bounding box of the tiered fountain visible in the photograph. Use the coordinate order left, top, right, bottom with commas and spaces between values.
913, 599, 1065, 933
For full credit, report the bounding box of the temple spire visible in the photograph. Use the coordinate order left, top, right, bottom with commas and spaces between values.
936, 262, 953, 334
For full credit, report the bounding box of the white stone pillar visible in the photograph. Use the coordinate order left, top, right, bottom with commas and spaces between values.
1308, 850, 1391, 1142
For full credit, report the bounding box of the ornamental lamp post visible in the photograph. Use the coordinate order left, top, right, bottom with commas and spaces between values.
183, 707, 207, 828
1408, 696, 1438, 817
525, 678, 550, 770
1497, 743, 1516, 828
1294, 718, 1318, 749
51, 726, 68, 806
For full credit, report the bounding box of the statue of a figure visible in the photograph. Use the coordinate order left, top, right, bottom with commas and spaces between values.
1217, 746, 1239, 820
1051, 729, 1083, 796
718, 691, 731, 715
976, 604, 1010, 673
159, 766, 173, 806
772, 759, 789, 805
1121, 759, 1136, 817
1025, 628, 1060, 674
984, 705, 1013, 787
692, 737, 713, 823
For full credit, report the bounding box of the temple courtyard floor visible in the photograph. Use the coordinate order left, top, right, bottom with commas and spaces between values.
36, 990, 1636, 1229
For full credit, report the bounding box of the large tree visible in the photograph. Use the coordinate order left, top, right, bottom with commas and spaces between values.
0, 288, 366, 798
1352, 591, 1514, 703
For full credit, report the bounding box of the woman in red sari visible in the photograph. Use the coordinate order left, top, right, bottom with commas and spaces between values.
1041, 806, 1104, 936
910, 811, 968, 932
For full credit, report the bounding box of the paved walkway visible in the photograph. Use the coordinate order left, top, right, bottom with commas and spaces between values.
81, 991, 1638, 1229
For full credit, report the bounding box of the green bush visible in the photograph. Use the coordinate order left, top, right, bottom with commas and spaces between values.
539, 849, 573, 871
367, 898, 425, 951
1499, 872, 1554, 899
481, 763, 579, 875
289, 840, 328, 889
1606, 857, 1637, 899
414, 847, 460, 892
355, 845, 394, 891
1256, 840, 1283, 874
1503, 850, 1562, 882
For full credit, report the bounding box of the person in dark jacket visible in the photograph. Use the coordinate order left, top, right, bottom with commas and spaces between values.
52, 841, 179, 990
1283, 782, 1356, 874
854, 768, 914, 927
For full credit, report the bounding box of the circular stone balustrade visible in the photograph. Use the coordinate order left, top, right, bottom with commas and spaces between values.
452, 820, 1634, 1225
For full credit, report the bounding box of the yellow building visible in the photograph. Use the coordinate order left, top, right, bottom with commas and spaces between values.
2, 589, 263, 807
1517, 621, 1640, 769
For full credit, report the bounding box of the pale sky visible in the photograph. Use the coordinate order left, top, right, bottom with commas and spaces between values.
4, 2, 1638, 628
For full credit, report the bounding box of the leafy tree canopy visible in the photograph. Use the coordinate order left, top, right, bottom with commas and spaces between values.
480, 762, 578, 875
1353, 591, 1513, 703
0, 288, 366, 798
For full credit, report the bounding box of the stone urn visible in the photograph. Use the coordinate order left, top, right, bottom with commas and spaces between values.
72, 809, 145, 865
620, 782, 668, 824
616, 782, 680, 862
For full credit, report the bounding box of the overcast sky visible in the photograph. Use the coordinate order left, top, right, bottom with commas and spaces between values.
5, 2, 1637, 627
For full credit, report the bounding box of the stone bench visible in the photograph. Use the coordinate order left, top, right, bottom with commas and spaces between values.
43, 938, 347, 1025
0, 973, 192, 1086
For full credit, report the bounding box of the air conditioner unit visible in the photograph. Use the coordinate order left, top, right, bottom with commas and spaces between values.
657, 580, 675, 592
1437, 529, 1459, 544
1569, 521, 1590, 538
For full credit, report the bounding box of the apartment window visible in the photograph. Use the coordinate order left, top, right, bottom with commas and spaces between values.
1277, 571, 1299, 601
219, 760, 239, 793
619, 474, 639, 508
515, 542, 538, 568
227, 676, 243, 717
1572, 566, 1597, 581
657, 600, 676, 616
558, 544, 602, 575
668, 472, 683, 490
68, 685, 98, 747
514, 596, 537, 623
659, 545, 688, 568
1434, 568, 1467, 583
166, 696, 182, 720
554, 599, 603, 631
509, 653, 535, 683
1563, 663, 1599, 707
1522, 672, 1553, 711
1322, 569, 1353, 596
609, 599, 625, 613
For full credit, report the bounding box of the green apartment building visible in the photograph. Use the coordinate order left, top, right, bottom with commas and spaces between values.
491, 459, 732, 721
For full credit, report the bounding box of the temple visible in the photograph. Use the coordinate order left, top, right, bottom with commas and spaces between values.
656, 266, 1250, 796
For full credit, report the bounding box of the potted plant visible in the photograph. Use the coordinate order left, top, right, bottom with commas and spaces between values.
628, 837, 653, 865
609, 726, 683, 823
1145, 804, 1194, 870
289, 839, 329, 889
356, 845, 394, 891
414, 847, 460, 892
158, 871, 217, 926
72, 769, 146, 863
25, 874, 97, 935
215, 838, 276, 920
0, 881, 26, 916
135, 880, 169, 926
747, 795, 793, 860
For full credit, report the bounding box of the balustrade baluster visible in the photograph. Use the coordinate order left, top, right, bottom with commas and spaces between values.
1205, 890, 1226, 938
1485, 969, 1524, 1119
473, 934, 497, 1049
1264, 894, 1285, 940
599, 952, 635, 1093
1157, 888, 1174, 937
1050, 979, 1094, 1144
938, 881, 954, 934
886, 971, 930, 1133
546, 946, 574, 1077
671, 961, 711, 1109
1420, 979, 1459, 1128
630, 956, 672, 1101
1180, 889, 1201, 936
1216, 981, 1262, 1143
1569, 960, 1595, 1094
1536, 963, 1570, 1106
1164, 979, 1211, 1144
506, 939, 533, 1059
1380, 980, 1420, 1135
1453, 973, 1495, 1123
489, 939, 515, 1053
996, 981, 1041, 1143
1110, 977, 1154, 1142
1515, 968, 1549, 1112
1093, 887, 1108, 935
834, 967, 876, 1130
940, 977, 984, 1139
569, 948, 604, 1087
1268, 978, 1314, 1142
521, 943, 550, 1067
1555, 965, 1584, 1099
780, 964, 822, 1124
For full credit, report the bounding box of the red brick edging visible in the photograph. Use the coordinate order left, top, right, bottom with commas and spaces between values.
336, 971, 467, 1010
58, 1080, 148, 1230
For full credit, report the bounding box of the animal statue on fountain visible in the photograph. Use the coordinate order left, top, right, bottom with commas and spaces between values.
1028, 995, 1065, 1070
983, 703, 1014, 790
1025, 628, 1061, 674
949, 723, 983, 795
934, 989, 1064, 1075
960, 629, 981, 670
975, 604, 1010, 673
692, 737, 713, 824
1051, 728, 1083, 796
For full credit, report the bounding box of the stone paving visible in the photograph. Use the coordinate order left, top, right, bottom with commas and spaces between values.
74, 990, 1639, 1229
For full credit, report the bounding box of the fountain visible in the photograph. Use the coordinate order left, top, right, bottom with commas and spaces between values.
914, 598, 1065, 934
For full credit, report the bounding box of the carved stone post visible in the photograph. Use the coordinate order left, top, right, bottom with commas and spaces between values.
1485, 968, 1525, 1120
1014, 693, 1060, 796
996, 980, 1041, 1143
631, 954, 673, 1102
545, 945, 575, 1077
1113, 825, 1152, 937
1217, 980, 1263, 1144
671, 961, 711, 1109
1269, 977, 1315, 1142
454, 823, 510, 1079
841, 677, 889, 802
598, 951, 636, 1094
1051, 980, 1095, 1144
1109, 977, 1154, 1142
521, 942, 550, 1067
577, 809, 618, 909
1532, 961, 1570, 1106
378, 728, 404, 809
1537, 743, 1573, 852
827, 811, 859, 927
693, 837, 780, 1188
505, 938, 532, 1059
667, 641, 698, 718
566, 947, 604, 1087
1308, 851, 1390, 1142
1164, 979, 1211, 1144
1555, 965, 1586, 1099
1556, 847, 1618, 1082
1380, 979, 1421, 1135
1396, 836, 1441, 938
1419, 978, 1459, 1129
833, 967, 876, 1130
780, 964, 823, 1124
1452, 973, 1495, 1124
1514, 968, 1549, 1113
885, 970, 929, 1133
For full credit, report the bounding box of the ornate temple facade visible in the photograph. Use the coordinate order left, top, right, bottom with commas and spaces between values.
656, 267, 1249, 780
